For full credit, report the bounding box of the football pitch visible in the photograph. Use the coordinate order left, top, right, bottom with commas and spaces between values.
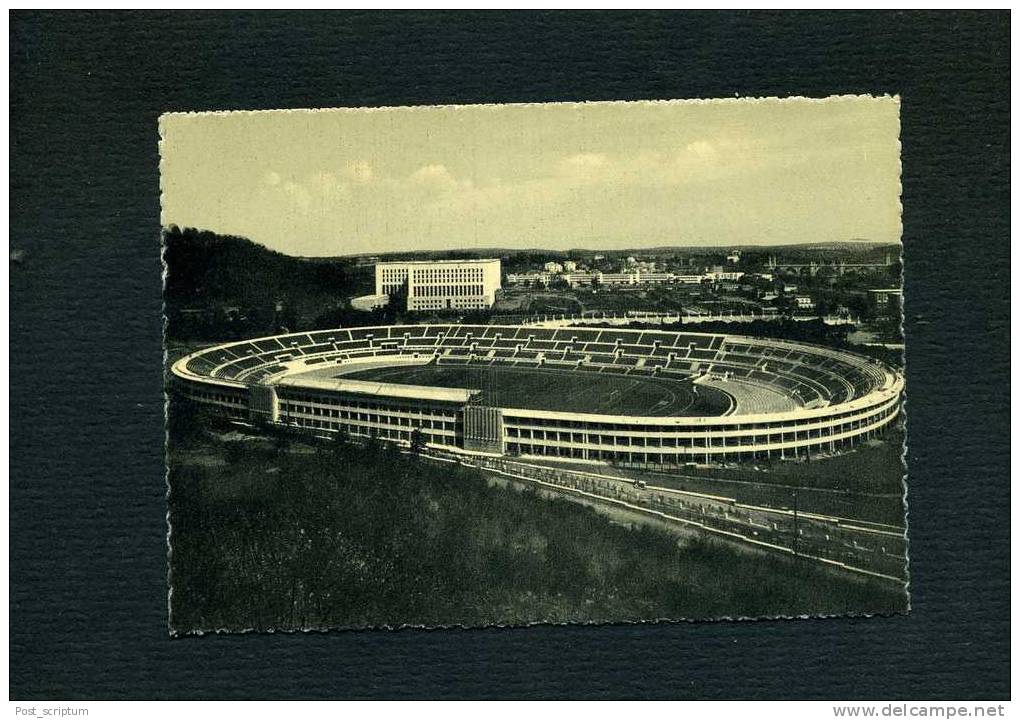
343, 363, 733, 417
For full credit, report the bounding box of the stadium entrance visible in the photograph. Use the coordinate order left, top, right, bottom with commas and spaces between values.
462, 405, 504, 454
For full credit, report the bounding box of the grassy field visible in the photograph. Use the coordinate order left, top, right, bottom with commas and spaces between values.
526, 292, 585, 315
344, 364, 733, 417
167, 419, 907, 633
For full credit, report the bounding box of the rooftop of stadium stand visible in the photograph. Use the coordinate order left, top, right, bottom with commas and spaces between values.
274, 376, 478, 403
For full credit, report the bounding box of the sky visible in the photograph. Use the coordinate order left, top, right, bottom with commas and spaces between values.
160, 96, 901, 257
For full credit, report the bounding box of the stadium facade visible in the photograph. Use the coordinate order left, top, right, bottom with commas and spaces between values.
375, 259, 502, 312
170, 324, 904, 469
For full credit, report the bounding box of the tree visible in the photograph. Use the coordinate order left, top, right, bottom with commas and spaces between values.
333, 425, 351, 456
410, 427, 426, 455
224, 441, 246, 466
273, 431, 291, 458
389, 279, 409, 315
365, 428, 381, 455
773, 295, 796, 316
162, 226, 362, 342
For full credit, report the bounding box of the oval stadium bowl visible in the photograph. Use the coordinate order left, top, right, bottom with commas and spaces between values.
170, 324, 903, 468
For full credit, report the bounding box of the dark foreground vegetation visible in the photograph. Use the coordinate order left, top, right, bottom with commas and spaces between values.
164, 226, 376, 341
168, 410, 906, 633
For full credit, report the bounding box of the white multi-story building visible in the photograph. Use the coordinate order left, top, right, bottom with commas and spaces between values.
563, 271, 638, 288
375, 259, 502, 312
563, 271, 710, 288
674, 274, 706, 284
543, 261, 564, 273
506, 272, 552, 287
706, 271, 746, 282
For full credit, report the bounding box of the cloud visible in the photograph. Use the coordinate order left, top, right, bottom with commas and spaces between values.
685, 140, 716, 158
409, 164, 470, 193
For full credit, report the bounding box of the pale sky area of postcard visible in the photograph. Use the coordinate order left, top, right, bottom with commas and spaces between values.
160, 97, 901, 257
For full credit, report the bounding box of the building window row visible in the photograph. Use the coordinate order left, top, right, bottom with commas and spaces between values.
504, 407, 896, 451
411, 268, 484, 280
280, 402, 457, 432
287, 416, 456, 446
410, 284, 485, 298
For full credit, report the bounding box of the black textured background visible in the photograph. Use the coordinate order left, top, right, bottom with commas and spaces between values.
10, 11, 1010, 699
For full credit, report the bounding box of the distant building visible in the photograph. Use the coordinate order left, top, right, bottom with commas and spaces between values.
564, 271, 639, 288
375, 258, 502, 311
561, 272, 592, 288
561, 272, 596, 288
794, 296, 814, 310
350, 294, 389, 312
868, 288, 903, 316
706, 271, 745, 282
506, 272, 552, 287
563, 260, 578, 272
543, 261, 564, 273
726, 250, 741, 263
562, 271, 707, 288
634, 272, 670, 284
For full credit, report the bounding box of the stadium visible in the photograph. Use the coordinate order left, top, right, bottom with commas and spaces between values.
170, 324, 904, 469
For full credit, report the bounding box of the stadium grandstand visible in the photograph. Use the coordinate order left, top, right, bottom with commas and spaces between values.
171, 324, 903, 468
